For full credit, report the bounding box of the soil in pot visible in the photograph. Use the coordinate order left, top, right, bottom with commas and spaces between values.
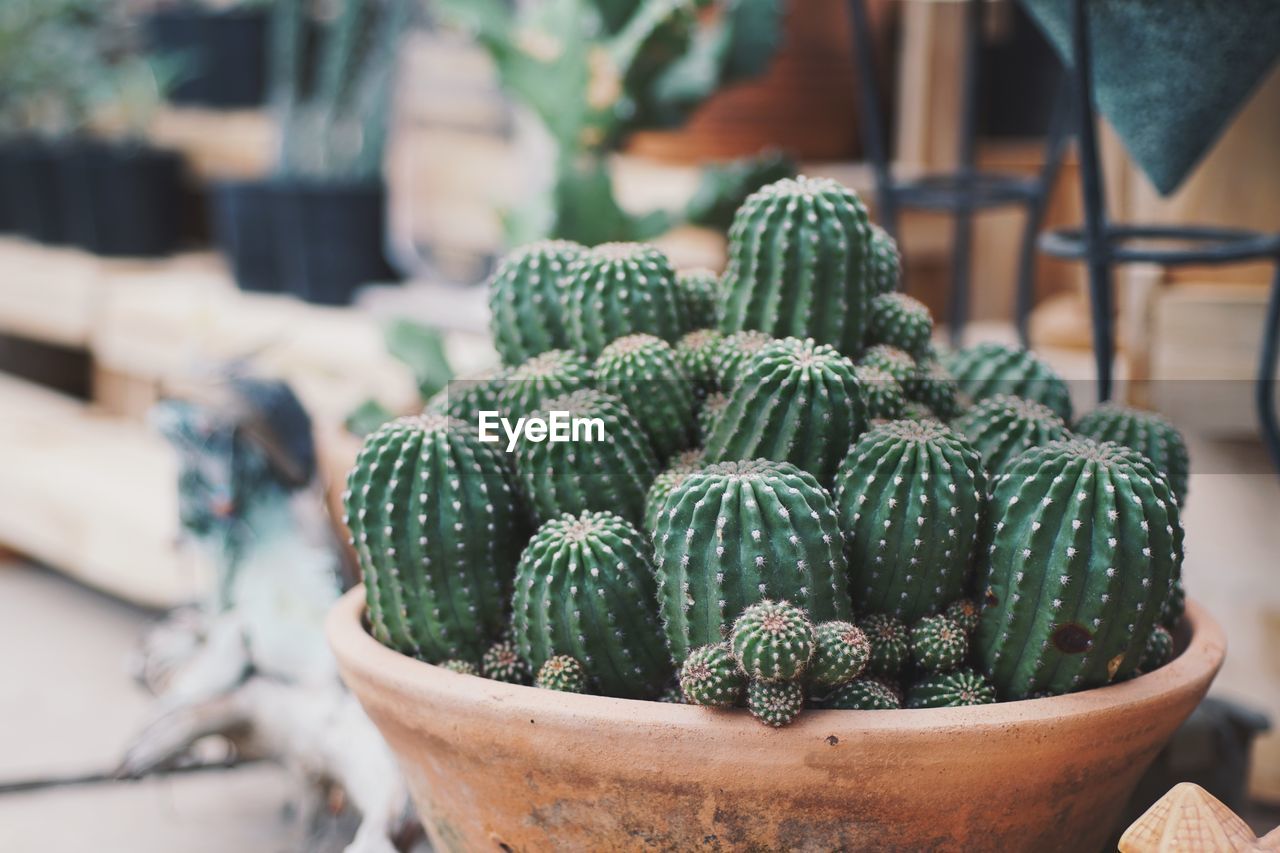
147, 8, 268, 109
211, 179, 281, 293
273, 181, 397, 306
81, 143, 186, 258
4, 138, 74, 245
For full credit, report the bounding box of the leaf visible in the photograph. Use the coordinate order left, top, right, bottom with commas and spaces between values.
384, 319, 453, 400
344, 398, 396, 438
684, 150, 797, 232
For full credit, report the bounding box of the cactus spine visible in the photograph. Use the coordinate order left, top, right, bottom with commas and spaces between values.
867, 223, 901, 296
594, 334, 697, 460
857, 612, 910, 678
907, 668, 996, 708
834, 420, 987, 622
343, 414, 526, 662
440, 659, 479, 675
867, 293, 933, 359
481, 639, 531, 685
952, 394, 1070, 477
747, 680, 805, 727
535, 655, 589, 693
1074, 404, 1189, 503
513, 511, 672, 699
720, 176, 874, 357
946, 342, 1073, 421
945, 598, 981, 635
652, 459, 853, 663
679, 643, 747, 707
909, 614, 969, 673
487, 240, 584, 365
809, 620, 871, 687
975, 439, 1184, 699
675, 268, 721, 331
564, 243, 685, 357
730, 599, 816, 682
498, 349, 595, 420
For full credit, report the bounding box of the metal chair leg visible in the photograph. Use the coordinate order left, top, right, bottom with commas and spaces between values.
1258, 262, 1280, 475
947, 0, 984, 348
847, 0, 898, 239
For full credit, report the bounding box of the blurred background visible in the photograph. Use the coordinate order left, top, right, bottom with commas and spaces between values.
0, 0, 1277, 849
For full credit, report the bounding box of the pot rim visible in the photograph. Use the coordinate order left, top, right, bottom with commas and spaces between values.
327, 586, 1225, 735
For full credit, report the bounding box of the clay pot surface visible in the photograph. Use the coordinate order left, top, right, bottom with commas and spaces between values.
328, 588, 1224, 852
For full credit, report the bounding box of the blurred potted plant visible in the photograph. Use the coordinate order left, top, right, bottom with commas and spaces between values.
147, 0, 271, 109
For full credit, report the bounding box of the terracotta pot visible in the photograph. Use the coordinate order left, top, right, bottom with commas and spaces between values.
328, 589, 1224, 852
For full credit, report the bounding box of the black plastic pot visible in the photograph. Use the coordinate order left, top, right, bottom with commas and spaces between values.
57, 140, 109, 251
211, 179, 281, 293
273, 181, 397, 306
5, 139, 73, 244
80, 144, 185, 257
148, 8, 268, 108
0, 139, 14, 233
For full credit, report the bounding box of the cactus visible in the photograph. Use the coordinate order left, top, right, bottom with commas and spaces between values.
809, 621, 871, 687
867, 293, 933, 359
513, 389, 659, 525
907, 668, 996, 708
704, 337, 867, 485
858, 344, 916, 386
909, 614, 969, 674
1139, 625, 1174, 672
675, 269, 721, 331
834, 420, 987, 622
820, 676, 902, 710
730, 599, 816, 682
486, 240, 585, 365
652, 459, 854, 663
535, 655, 590, 693
720, 176, 875, 357
974, 438, 1184, 699
564, 243, 685, 357
343, 414, 526, 662
713, 330, 776, 390
1162, 577, 1186, 630
426, 368, 513, 423
696, 391, 731, 443
675, 328, 725, 396
642, 448, 706, 535
858, 613, 910, 678
899, 400, 939, 422
658, 685, 686, 704
747, 680, 806, 727
855, 365, 907, 422
945, 342, 1073, 421
868, 223, 901, 296
498, 349, 595, 420
679, 643, 747, 707
482, 639, 532, 685
907, 358, 964, 420
439, 659, 479, 675
513, 511, 672, 699
945, 598, 982, 635
1074, 403, 1189, 503
594, 334, 697, 460
952, 394, 1070, 476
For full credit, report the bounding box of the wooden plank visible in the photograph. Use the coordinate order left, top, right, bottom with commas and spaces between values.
0, 239, 100, 347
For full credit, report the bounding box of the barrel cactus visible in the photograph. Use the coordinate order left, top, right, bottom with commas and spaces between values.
498, 349, 594, 420
945, 598, 981, 635
481, 639, 531, 685
907, 668, 996, 708
513, 389, 658, 525
720, 176, 874, 357
858, 612, 910, 678
867, 292, 933, 359
714, 329, 775, 390
868, 223, 901, 296
858, 344, 916, 386
652, 459, 853, 662
1074, 403, 1189, 503
675, 268, 721, 331
486, 239, 584, 365
513, 511, 672, 699
855, 365, 907, 422
907, 358, 964, 420
642, 448, 706, 534
343, 414, 526, 662
675, 328, 725, 396
820, 676, 902, 710
909, 614, 969, 674
439, 659, 479, 675
425, 367, 512, 423
809, 620, 871, 687
564, 242, 685, 357
730, 599, 816, 682
747, 680, 805, 727
833, 420, 987, 622
535, 655, 589, 693
1139, 625, 1175, 672
704, 337, 867, 484
696, 391, 731, 442
952, 394, 1070, 477
679, 643, 747, 707
946, 342, 1072, 421
974, 438, 1184, 699
594, 333, 696, 460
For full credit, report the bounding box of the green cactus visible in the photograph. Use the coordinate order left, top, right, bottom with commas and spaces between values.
564, 243, 685, 357
855, 365, 907, 422
343, 414, 527, 662
696, 391, 731, 442
730, 599, 816, 682
907, 668, 996, 708
704, 337, 867, 484
899, 400, 939, 422
713, 329, 776, 390
439, 659, 479, 676
857, 612, 910, 678
675, 328, 725, 396
1139, 624, 1174, 672
426, 368, 513, 423
945, 342, 1073, 421
1162, 577, 1186, 630
747, 680, 805, 727
487, 240, 585, 365
868, 223, 901, 296
679, 642, 747, 707
643, 448, 706, 535
974, 438, 1184, 699
1074, 403, 1189, 503
952, 394, 1071, 476
481, 639, 532, 685
658, 685, 687, 704
514, 389, 659, 525
513, 511, 672, 699
909, 614, 969, 674
867, 293, 933, 359
945, 598, 981, 635
858, 344, 916, 386
675, 269, 721, 331
535, 655, 590, 693
498, 349, 595, 420
594, 334, 697, 460
809, 620, 871, 687
834, 420, 987, 622
720, 176, 875, 357
652, 459, 853, 663
820, 676, 902, 710
907, 358, 964, 420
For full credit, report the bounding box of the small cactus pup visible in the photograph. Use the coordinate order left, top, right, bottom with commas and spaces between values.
439, 659, 479, 676
855, 365, 907, 422
730, 599, 816, 682
696, 391, 731, 443
642, 448, 706, 535
867, 223, 901, 296
679, 643, 747, 707
833, 419, 987, 622
594, 333, 697, 460
675, 328, 725, 397
944, 598, 982, 635
858, 612, 911, 678
486, 239, 585, 365
747, 680, 806, 727
909, 614, 969, 674
497, 349, 594, 420
535, 655, 590, 693
704, 337, 867, 485
344, 414, 526, 662
858, 343, 917, 387
713, 329, 775, 391
1139, 624, 1175, 673
652, 459, 853, 663
867, 292, 934, 360
482, 639, 532, 685
1074, 403, 1190, 503
720, 176, 875, 357
513, 389, 658, 525
907, 357, 964, 420
809, 620, 871, 687
513, 511, 672, 699
952, 394, 1070, 477
975, 438, 1184, 699
1162, 577, 1186, 630
425, 367, 513, 424
819, 676, 902, 710
675, 268, 721, 331
945, 341, 1073, 421
564, 242, 685, 357
907, 668, 996, 708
